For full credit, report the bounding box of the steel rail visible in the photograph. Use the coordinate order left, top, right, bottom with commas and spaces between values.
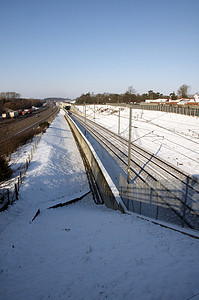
71, 113, 199, 228
72, 115, 191, 224
76, 113, 199, 191
1, 107, 59, 143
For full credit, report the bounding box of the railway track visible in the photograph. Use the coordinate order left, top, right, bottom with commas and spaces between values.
71, 112, 199, 230
0, 106, 59, 155
137, 117, 199, 166
82, 105, 199, 172
1, 106, 58, 142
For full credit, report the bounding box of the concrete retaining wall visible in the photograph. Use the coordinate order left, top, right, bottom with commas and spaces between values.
65, 113, 126, 213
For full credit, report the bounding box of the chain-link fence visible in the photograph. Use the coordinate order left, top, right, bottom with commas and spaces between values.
110, 103, 199, 117
132, 104, 199, 117
119, 174, 199, 231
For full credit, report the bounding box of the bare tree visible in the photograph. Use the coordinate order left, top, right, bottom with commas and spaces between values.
177, 84, 190, 98
0, 92, 20, 100
128, 85, 136, 95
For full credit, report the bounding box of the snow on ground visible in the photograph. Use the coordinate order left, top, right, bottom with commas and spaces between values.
1, 110, 199, 300
75, 105, 199, 176
0, 136, 39, 192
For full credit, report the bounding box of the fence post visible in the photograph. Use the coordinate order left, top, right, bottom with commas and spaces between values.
150, 187, 153, 205
7, 189, 9, 204
15, 184, 18, 200
127, 108, 132, 183
182, 176, 190, 227
156, 182, 160, 220
126, 183, 130, 210
139, 185, 142, 214
118, 107, 121, 135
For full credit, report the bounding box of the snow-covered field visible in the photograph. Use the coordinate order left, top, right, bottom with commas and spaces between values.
1, 110, 199, 300
75, 105, 199, 176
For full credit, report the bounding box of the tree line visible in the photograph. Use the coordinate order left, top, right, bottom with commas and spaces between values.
0, 92, 44, 114
75, 84, 193, 104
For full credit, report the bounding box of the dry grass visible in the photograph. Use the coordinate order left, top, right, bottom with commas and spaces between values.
0, 129, 39, 157
0, 155, 12, 182
0, 121, 49, 181
0, 122, 50, 157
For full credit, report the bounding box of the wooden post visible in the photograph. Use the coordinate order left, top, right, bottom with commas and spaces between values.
7, 189, 9, 204
15, 184, 18, 200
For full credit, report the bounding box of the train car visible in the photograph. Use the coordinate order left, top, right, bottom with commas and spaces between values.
2, 112, 10, 119
65, 105, 71, 111
9, 111, 18, 118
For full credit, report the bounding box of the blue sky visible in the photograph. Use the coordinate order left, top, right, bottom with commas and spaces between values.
0, 0, 199, 99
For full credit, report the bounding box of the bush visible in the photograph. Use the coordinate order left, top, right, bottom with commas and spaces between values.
0, 129, 40, 157
39, 121, 50, 129
0, 122, 50, 180
0, 122, 50, 158
0, 156, 12, 182
39, 122, 50, 132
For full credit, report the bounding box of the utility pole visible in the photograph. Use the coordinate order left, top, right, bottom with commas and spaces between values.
84, 102, 87, 136
127, 108, 132, 183
118, 107, 120, 135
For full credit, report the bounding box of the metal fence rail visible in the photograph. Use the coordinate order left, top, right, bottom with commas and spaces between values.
119, 174, 199, 230
129, 104, 199, 117
110, 103, 199, 117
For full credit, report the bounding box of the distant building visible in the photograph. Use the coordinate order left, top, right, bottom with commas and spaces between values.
145, 98, 169, 104
145, 95, 199, 106
194, 94, 199, 102
177, 95, 199, 105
